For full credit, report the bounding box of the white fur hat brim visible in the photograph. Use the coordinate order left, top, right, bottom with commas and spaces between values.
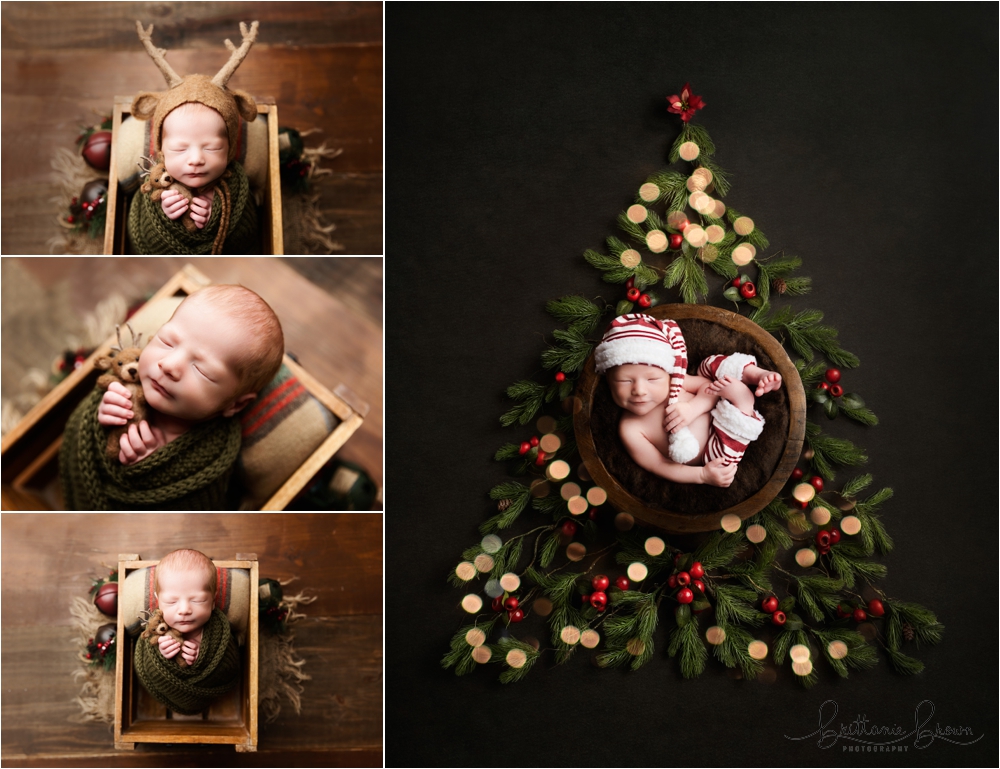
595, 337, 678, 375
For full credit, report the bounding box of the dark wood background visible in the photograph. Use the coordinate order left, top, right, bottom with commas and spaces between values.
1, 512, 382, 767
1, 1, 382, 255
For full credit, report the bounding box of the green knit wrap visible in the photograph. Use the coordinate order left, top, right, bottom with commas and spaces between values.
134, 608, 241, 715
59, 388, 242, 510
127, 161, 259, 255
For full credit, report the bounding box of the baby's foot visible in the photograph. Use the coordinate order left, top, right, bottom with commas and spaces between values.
754, 371, 782, 396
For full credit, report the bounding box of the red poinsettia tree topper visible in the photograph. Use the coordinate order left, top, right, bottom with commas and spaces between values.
667, 83, 705, 122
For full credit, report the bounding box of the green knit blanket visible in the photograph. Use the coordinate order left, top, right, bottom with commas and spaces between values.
134, 608, 241, 715
59, 388, 242, 510
127, 161, 260, 255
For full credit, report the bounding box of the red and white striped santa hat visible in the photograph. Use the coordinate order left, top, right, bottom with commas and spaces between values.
594, 313, 688, 382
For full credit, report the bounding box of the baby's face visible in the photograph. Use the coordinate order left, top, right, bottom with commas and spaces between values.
155, 566, 214, 633
608, 363, 672, 416
161, 104, 229, 188
139, 298, 251, 421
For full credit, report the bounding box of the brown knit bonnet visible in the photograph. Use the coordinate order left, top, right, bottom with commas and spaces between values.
131, 21, 259, 163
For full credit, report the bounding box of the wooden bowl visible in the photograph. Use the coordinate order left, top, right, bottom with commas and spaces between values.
574, 304, 806, 533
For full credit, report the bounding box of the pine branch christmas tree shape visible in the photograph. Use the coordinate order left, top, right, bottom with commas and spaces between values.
443, 86, 941, 687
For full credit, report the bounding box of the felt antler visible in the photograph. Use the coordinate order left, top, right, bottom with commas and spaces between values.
211, 21, 259, 88
135, 21, 184, 89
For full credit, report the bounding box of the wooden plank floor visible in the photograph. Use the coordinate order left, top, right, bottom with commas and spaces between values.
1, 513, 382, 767
4, 256, 383, 501
1, 1, 382, 255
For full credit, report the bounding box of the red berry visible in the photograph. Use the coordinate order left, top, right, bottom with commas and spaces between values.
580, 593, 591, 606
771, 611, 787, 626
615, 576, 630, 591
530, 436, 539, 447
590, 591, 608, 611
836, 604, 851, 619
731, 277, 742, 287
555, 372, 566, 382
676, 588, 694, 604
626, 287, 641, 301
508, 608, 524, 623
817, 381, 830, 391
519, 441, 531, 455
676, 571, 691, 586
503, 596, 519, 612
588, 508, 598, 521
86, 652, 92, 659
809, 476, 824, 492
829, 384, 844, 398
638, 293, 652, 308
688, 561, 704, 579
762, 596, 779, 613
796, 499, 809, 510
67, 215, 76, 223
692, 579, 705, 593
535, 450, 546, 466
592, 574, 610, 592
625, 276, 635, 290
561, 520, 577, 537
852, 607, 867, 623
867, 599, 885, 617
828, 529, 841, 545
669, 233, 684, 249
791, 467, 804, 481
667, 575, 677, 588
739, 281, 756, 299
815, 530, 831, 549
825, 368, 841, 384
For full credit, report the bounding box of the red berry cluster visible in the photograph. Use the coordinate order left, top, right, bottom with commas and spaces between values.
731, 275, 757, 299
761, 595, 786, 625
837, 598, 884, 623
492, 594, 524, 623
86, 635, 114, 661
666, 560, 706, 606
816, 368, 843, 398
814, 525, 841, 555
625, 276, 652, 308
517, 435, 547, 466
788, 471, 824, 507
580, 574, 630, 613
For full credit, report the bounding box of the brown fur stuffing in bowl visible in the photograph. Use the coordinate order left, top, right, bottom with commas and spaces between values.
590, 318, 789, 516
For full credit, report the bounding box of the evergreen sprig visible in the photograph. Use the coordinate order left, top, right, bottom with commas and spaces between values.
499, 380, 545, 426
713, 584, 764, 627
753, 305, 859, 367
496, 638, 541, 683
695, 155, 731, 196
481, 482, 531, 533
541, 327, 594, 373
713, 623, 763, 679
670, 122, 716, 162
667, 613, 707, 678
804, 421, 868, 480
693, 531, 747, 570
756, 254, 807, 305
886, 600, 944, 649
793, 575, 844, 622
441, 617, 499, 675
546, 295, 604, 335
641, 170, 688, 211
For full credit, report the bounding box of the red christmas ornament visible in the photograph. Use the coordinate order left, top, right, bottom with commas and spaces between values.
637, 293, 652, 308
668, 233, 684, 249
555, 371, 566, 382
94, 582, 118, 616
739, 281, 756, 299
626, 287, 641, 301
692, 579, 705, 593
688, 561, 704, 579
815, 530, 832, 549
508, 608, 524, 623
828, 529, 841, 545
82, 131, 112, 171
530, 436, 539, 447
676, 571, 691, 587
824, 368, 842, 384
761, 596, 779, 614
503, 596, 519, 612
615, 576, 630, 591
791, 467, 804, 481
852, 607, 867, 623
519, 441, 531, 455
771, 611, 787, 626
867, 599, 885, 617
561, 520, 577, 537
676, 587, 694, 604
590, 591, 608, 611
592, 574, 610, 592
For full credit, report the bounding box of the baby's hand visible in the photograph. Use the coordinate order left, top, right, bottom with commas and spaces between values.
160, 189, 189, 220
158, 633, 181, 659
98, 381, 134, 426
701, 457, 738, 488
188, 190, 214, 229
180, 638, 200, 665
118, 420, 166, 465
705, 374, 736, 395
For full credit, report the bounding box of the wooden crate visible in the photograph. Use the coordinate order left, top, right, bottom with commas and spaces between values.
114, 553, 259, 752
0, 264, 367, 510
103, 96, 284, 255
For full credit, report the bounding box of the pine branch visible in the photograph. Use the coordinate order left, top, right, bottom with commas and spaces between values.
493, 443, 521, 461
886, 648, 924, 676
713, 584, 764, 627
713, 623, 763, 679
643, 170, 688, 210
792, 575, 844, 622
584, 248, 634, 284
539, 531, 560, 568
480, 482, 531, 533
804, 421, 868, 481
442, 618, 499, 674
854, 486, 895, 554
753, 306, 859, 367
541, 327, 594, 373
840, 473, 873, 498
887, 601, 944, 647
670, 122, 716, 162
546, 295, 604, 335
695, 155, 730, 196
667, 615, 707, 678
500, 380, 545, 426
692, 532, 747, 570
617, 212, 646, 244
496, 638, 541, 682
681, 252, 709, 303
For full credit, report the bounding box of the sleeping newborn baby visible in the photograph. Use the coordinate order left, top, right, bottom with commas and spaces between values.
134, 548, 241, 715
595, 313, 782, 487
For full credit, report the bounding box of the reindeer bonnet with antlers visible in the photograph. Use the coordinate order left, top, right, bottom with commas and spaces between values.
132, 20, 259, 164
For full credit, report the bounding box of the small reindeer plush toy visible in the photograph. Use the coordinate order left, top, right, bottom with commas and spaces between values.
126, 20, 261, 255
140, 608, 189, 668
96, 323, 148, 461
138, 154, 197, 231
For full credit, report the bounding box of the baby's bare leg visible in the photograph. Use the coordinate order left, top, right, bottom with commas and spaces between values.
741, 364, 782, 396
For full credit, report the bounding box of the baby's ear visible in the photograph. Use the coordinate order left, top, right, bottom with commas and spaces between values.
229, 88, 257, 122
131, 91, 162, 120
221, 392, 257, 418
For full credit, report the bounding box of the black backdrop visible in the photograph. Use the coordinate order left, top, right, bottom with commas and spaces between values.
386, 4, 997, 766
